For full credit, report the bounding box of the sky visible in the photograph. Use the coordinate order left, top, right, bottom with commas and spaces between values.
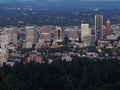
0, 0, 119, 3
0, 0, 119, 8
0, 0, 119, 2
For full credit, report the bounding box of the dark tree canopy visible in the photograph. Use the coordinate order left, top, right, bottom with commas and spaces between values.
0, 58, 120, 90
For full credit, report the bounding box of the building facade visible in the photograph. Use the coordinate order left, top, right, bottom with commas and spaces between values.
55, 26, 64, 42
64, 27, 79, 41
25, 26, 38, 48
81, 24, 90, 42
106, 19, 112, 37
95, 15, 103, 40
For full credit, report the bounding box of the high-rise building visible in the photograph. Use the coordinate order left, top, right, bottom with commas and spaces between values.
105, 19, 112, 37
0, 34, 9, 48
81, 24, 90, 42
25, 26, 38, 48
12, 30, 18, 46
55, 26, 64, 42
95, 15, 103, 40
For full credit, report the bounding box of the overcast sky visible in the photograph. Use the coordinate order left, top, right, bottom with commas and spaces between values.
0, 0, 119, 8
0, 0, 119, 5
0, 0, 118, 2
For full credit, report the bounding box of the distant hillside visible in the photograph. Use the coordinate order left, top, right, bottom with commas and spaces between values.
0, 1, 120, 9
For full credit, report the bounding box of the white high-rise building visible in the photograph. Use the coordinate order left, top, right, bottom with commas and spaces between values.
12, 30, 18, 46
0, 34, 10, 48
81, 24, 90, 42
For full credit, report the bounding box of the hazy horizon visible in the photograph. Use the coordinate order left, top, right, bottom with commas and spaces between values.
0, 0, 120, 9
0, 0, 120, 3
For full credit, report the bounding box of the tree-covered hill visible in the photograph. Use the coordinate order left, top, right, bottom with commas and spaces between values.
0, 58, 120, 90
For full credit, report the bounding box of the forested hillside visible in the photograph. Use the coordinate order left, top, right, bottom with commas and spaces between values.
0, 58, 120, 90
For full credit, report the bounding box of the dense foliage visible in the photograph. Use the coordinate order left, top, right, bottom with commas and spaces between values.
0, 58, 120, 90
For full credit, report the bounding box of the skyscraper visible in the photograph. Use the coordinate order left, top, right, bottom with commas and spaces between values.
12, 30, 18, 46
95, 15, 103, 40
81, 24, 90, 42
81, 24, 93, 46
106, 19, 112, 37
25, 26, 38, 48
55, 26, 64, 42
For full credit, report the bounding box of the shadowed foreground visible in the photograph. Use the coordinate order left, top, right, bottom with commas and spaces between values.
0, 57, 120, 90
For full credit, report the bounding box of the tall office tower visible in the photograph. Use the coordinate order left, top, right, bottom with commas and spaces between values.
3, 27, 15, 43
12, 30, 18, 46
0, 34, 9, 48
95, 15, 103, 40
25, 26, 38, 48
81, 24, 90, 42
55, 26, 64, 42
105, 19, 112, 37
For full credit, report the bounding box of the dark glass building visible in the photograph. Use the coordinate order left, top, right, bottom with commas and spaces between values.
95, 15, 103, 40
